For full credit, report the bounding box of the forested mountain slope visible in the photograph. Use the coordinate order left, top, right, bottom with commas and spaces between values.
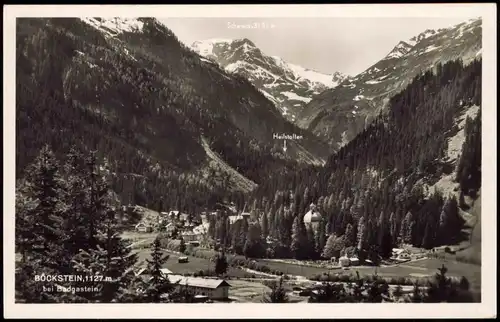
234, 59, 482, 260
298, 18, 482, 150
16, 18, 331, 212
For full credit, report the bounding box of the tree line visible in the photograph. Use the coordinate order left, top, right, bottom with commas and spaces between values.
15, 145, 203, 303
264, 264, 474, 303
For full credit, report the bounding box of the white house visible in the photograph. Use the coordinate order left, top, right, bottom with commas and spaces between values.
392, 248, 411, 260
181, 231, 198, 242
135, 222, 152, 233
339, 256, 350, 267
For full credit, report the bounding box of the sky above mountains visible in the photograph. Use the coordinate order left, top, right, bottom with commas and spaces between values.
159, 17, 473, 76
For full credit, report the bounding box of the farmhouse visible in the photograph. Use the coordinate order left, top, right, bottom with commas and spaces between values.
181, 231, 199, 242
168, 275, 231, 300
228, 215, 243, 224
135, 267, 173, 277
164, 223, 176, 234
135, 222, 152, 233
193, 223, 209, 235
166, 210, 191, 223
392, 248, 411, 260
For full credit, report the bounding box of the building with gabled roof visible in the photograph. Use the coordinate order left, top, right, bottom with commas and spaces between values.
168, 274, 231, 300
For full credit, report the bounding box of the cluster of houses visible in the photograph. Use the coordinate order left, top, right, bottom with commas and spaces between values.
135, 267, 231, 302
331, 248, 413, 268
134, 205, 254, 249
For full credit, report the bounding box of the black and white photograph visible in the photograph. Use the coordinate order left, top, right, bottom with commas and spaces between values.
3, 3, 497, 319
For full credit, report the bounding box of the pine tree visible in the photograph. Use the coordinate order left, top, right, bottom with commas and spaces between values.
15, 146, 73, 303
315, 221, 326, 258
22, 145, 69, 271
399, 211, 414, 245
356, 216, 367, 251
438, 196, 464, 245
140, 237, 173, 303
322, 234, 345, 259
15, 186, 37, 264
243, 222, 265, 258
393, 284, 404, 302
72, 206, 138, 303
343, 223, 355, 248
263, 277, 288, 303
410, 281, 423, 303
213, 252, 228, 276
290, 216, 307, 259
261, 211, 269, 239
389, 212, 399, 246
179, 237, 186, 254
62, 146, 91, 267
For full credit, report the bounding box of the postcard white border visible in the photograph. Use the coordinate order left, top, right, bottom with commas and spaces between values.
3, 4, 497, 319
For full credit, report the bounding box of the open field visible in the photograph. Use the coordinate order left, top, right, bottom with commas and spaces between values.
228, 279, 271, 303
121, 231, 159, 248
256, 259, 335, 277
132, 248, 261, 278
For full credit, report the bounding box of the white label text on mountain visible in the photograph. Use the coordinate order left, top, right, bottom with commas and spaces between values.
273, 133, 303, 140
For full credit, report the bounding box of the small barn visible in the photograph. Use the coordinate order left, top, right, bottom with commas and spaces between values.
349, 257, 360, 266
135, 222, 152, 233
178, 256, 189, 263
339, 256, 350, 267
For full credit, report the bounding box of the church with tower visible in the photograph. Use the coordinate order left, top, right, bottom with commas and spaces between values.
303, 202, 322, 231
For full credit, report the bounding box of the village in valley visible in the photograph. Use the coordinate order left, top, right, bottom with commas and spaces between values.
121, 200, 480, 303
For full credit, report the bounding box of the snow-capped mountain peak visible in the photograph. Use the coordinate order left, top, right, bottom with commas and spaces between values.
297, 17, 482, 150
191, 38, 348, 122
80, 17, 145, 37
384, 41, 414, 60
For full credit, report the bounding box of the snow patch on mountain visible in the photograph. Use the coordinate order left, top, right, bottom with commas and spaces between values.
81, 17, 144, 36
259, 89, 279, 104
287, 63, 340, 88
282, 91, 312, 103
424, 45, 441, 54
191, 38, 232, 56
